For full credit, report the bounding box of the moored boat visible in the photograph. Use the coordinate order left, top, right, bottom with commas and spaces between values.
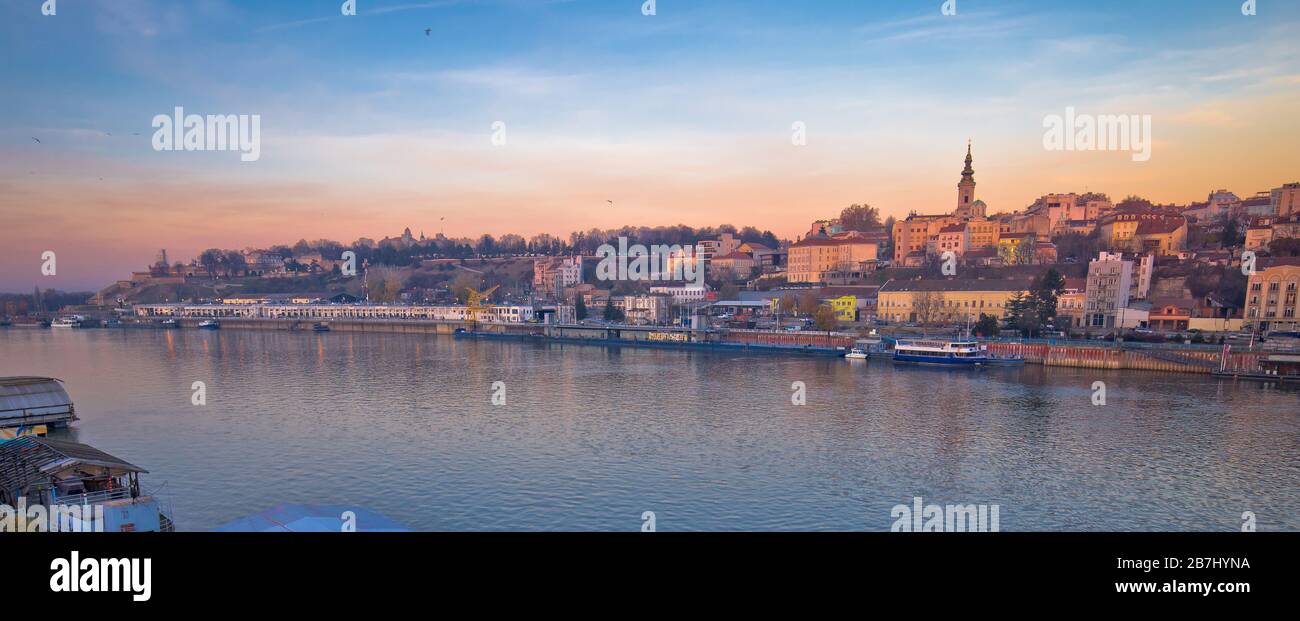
0, 436, 175, 531
50, 316, 82, 328
893, 339, 988, 366
198, 319, 221, 330
312, 322, 331, 332
844, 347, 869, 360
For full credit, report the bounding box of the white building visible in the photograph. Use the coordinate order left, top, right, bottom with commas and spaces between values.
1084, 252, 1134, 329
649, 285, 710, 305
133, 303, 541, 323
1130, 252, 1154, 300
695, 232, 742, 262
615, 294, 671, 325
533, 256, 583, 297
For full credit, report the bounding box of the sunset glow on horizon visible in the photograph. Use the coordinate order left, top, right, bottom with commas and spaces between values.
3, 0, 1299, 290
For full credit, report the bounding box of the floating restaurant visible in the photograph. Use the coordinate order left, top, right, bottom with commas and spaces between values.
0, 377, 78, 440
0, 436, 175, 532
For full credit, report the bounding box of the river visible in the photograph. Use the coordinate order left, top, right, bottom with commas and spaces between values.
2, 328, 1296, 531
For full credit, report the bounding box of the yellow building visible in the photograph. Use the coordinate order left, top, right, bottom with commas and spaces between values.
1275, 182, 1300, 218
1131, 219, 1187, 255
1245, 224, 1274, 252
892, 214, 951, 263
997, 233, 1034, 265
878, 279, 1031, 325
829, 296, 857, 321
1098, 207, 1187, 255
788, 235, 877, 283
966, 217, 999, 249
1244, 261, 1300, 332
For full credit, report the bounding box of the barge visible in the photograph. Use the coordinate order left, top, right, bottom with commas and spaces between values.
454, 326, 848, 357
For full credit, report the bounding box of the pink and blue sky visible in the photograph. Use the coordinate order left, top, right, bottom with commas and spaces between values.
3, 0, 1299, 290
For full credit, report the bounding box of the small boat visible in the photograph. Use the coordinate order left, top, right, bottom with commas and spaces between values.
893, 339, 988, 366
50, 316, 81, 328
198, 319, 221, 330
844, 347, 869, 360
312, 322, 331, 332
160, 318, 179, 328
0, 319, 11, 327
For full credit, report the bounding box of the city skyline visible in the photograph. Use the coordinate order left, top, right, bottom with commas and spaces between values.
4, 0, 1300, 290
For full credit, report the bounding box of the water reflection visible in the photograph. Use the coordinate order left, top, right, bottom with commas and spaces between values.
1, 328, 1296, 532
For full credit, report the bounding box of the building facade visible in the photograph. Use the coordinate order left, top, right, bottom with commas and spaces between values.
533, 256, 583, 297
1084, 252, 1134, 329
877, 279, 1031, 324
1244, 262, 1300, 332
787, 233, 878, 283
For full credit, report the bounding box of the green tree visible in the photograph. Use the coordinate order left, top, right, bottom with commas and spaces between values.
603, 296, 619, 321
575, 295, 587, 320
973, 313, 1000, 337
1002, 292, 1033, 336
1031, 268, 1066, 327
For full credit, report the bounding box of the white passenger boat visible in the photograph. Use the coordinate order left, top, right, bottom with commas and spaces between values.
50, 316, 81, 328
893, 339, 988, 366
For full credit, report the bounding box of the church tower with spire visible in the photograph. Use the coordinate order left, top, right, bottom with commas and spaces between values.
956, 141, 982, 218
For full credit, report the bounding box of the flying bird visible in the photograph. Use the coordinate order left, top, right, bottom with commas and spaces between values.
31, 137, 40, 144
424, 27, 432, 36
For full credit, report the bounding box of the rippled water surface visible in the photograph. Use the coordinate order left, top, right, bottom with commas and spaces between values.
1, 329, 1296, 531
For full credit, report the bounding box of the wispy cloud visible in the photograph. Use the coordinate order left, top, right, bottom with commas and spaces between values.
857, 10, 1035, 43
257, 0, 470, 32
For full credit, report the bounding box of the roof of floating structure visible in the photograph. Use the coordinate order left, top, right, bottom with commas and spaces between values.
0, 436, 146, 498
213, 503, 411, 532
0, 377, 73, 415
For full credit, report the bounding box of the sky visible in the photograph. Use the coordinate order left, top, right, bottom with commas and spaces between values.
2, 0, 1299, 291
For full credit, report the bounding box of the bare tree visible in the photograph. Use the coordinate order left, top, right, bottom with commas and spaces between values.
911, 290, 944, 326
